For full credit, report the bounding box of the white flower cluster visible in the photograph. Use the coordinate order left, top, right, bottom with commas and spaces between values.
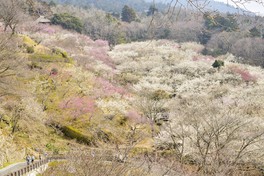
96, 98, 131, 115
21, 97, 47, 120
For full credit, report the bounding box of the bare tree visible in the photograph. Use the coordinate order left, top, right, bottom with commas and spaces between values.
156, 100, 264, 175
10, 103, 25, 134
0, 34, 24, 97
136, 95, 167, 137
231, 37, 264, 67
0, 0, 26, 34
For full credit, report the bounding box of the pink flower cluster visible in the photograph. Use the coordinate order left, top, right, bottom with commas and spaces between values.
230, 66, 257, 82
60, 97, 95, 118
94, 39, 109, 47
41, 26, 56, 34
30, 24, 57, 34
126, 110, 146, 124
89, 47, 114, 68
95, 77, 127, 97
76, 34, 94, 46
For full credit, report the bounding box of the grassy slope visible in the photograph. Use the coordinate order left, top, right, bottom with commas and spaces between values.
0, 26, 152, 167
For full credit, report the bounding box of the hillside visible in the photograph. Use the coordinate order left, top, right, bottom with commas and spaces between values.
145, 0, 253, 14
44, 0, 251, 14
0, 23, 154, 170
41, 0, 152, 12
39, 34, 264, 175
2, 24, 264, 175
1, 0, 264, 175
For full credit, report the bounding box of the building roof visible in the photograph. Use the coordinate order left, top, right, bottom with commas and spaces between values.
36, 16, 51, 23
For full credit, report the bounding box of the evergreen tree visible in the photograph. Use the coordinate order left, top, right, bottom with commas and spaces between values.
212, 60, 224, 70
51, 13, 83, 33
49, 0, 57, 7
204, 13, 238, 32
121, 5, 136, 23
249, 27, 261, 37
147, 5, 158, 16
198, 30, 211, 44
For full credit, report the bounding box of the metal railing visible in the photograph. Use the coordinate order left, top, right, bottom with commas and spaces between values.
4, 158, 49, 176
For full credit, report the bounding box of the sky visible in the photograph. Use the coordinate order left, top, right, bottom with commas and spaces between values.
214, 0, 264, 15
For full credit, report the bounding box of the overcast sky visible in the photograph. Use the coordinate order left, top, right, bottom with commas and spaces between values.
214, 0, 264, 15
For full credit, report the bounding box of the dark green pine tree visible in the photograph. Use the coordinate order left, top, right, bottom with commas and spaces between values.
121, 5, 136, 23
48, 0, 57, 7
51, 13, 84, 33
249, 27, 261, 37
147, 5, 158, 16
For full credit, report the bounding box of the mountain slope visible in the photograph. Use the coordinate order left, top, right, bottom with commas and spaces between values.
145, 0, 253, 14
42, 0, 151, 12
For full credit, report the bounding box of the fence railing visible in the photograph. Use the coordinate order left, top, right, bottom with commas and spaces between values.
4, 158, 49, 176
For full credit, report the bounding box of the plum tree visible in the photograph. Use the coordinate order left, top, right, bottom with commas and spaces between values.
0, 0, 26, 34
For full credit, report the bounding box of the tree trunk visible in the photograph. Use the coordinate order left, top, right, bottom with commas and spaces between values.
10, 25, 16, 35
4, 25, 7, 32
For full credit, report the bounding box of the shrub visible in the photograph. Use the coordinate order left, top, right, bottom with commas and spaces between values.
115, 72, 140, 85
46, 143, 59, 154
51, 48, 68, 58
27, 62, 42, 70
26, 46, 34, 53
50, 68, 58, 75
212, 60, 224, 70
150, 90, 170, 100
115, 115, 127, 126
51, 13, 84, 33
249, 27, 261, 38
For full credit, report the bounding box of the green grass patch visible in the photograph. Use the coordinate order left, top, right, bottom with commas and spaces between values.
52, 48, 68, 58
48, 161, 66, 167
0, 160, 23, 169
130, 146, 153, 156
22, 35, 37, 47
0, 162, 13, 169
15, 132, 30, 139
61, 126, 95, 146
29, 54, 73, 63
45, 143, 60, 154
